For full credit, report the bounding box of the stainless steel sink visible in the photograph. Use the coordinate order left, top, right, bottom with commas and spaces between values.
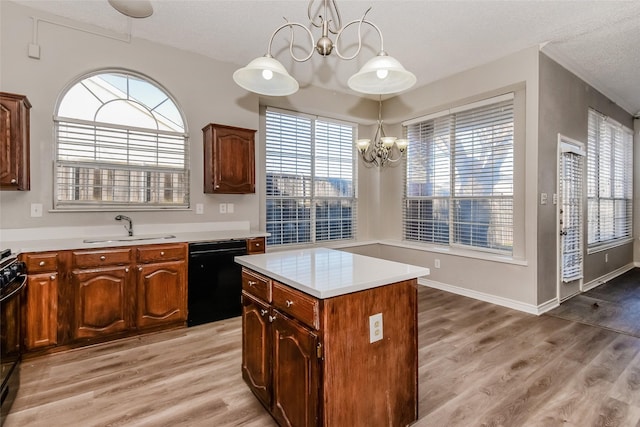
83, 234, 176, 244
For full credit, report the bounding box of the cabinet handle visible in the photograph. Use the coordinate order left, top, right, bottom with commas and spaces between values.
260, 309, 268, 317
50, 275, 56, 280
285, 300, 294, 308
39, 261, 45, 266
248, 280, 257, 286
138, 267, 143, 272
10, 178, 16, 184
100, 256, 106, 261
268, 314, 277, 323
215, 184, 220, 189
255, 243, 260, 247
125, 267, 130, 273
160, 251, 165, 256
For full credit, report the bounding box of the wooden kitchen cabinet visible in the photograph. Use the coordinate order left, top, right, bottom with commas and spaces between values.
22, 252, 59, 350
241, 266, 418, 427
70, 248, 134, 340
135, 244, 187, 329
0, 92, 31, 190
247, 236, 266, 254
203, 123, 255, 194
242, 269, 321, 427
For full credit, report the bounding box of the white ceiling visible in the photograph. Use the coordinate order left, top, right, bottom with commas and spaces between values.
10, 0, 640, 116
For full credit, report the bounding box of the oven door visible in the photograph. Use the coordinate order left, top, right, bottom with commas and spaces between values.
1, 274, 26, 425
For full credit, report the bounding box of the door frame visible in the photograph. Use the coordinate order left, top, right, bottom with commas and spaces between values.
556, 133, 586, 303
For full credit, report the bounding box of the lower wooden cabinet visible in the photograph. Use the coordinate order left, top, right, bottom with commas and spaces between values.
136, 260, 187, 329
241, 266, 418, 427
70, 266, 133, 339
22, 242, 189, 352
242, 273, 321, 427
24, 272, 58, 349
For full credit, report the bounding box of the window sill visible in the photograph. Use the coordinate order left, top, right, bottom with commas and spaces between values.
587, 238, 634, 255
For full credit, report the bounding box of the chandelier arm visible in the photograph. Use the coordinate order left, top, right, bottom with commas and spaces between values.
334, 11, 384, 60
267, 21, 316, 63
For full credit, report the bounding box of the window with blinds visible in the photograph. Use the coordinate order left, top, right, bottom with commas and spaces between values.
403, 94, 514, 253
265, 108, 356, 246
54, 70, 189, 210
587, 109, 633, 248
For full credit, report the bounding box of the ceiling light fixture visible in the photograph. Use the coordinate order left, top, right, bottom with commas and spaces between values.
108, 0, 153, 19
356, 96, 408, 167
233, 0, 416, 96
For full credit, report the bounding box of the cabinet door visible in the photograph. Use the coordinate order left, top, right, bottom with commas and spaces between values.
24, 273, 58, 349
203, 124, 255, 194
71, 266, 133, 339
0, 92, 30, 190
241, 293, 272, 408
136, 260, 187, 328
272, 311, 320, 427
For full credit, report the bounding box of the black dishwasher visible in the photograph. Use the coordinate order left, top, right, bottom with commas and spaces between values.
187, 240, 247, 326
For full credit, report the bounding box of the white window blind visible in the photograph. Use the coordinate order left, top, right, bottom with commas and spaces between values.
265, 108, 356, 246
54, 71, 189, 209
560, 145, 584, 282
404, 94, 514, 253
587, 109, 633, 248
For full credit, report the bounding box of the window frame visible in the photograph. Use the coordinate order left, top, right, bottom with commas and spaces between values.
402, 93, 515, 255
53, 68, 189, 211
264, 107, 357, 247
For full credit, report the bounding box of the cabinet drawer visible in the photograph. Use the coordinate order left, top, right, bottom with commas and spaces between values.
242, 269, 271, 302
247, 237, 266, 254
272, 282, 319, 330
23, 252, 58, 273
137, 244, 186, 263
72, 248, 132, 268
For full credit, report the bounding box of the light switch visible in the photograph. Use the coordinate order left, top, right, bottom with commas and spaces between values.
540, 193, 548, 205
196, 203, 204, 214
227, 203, 234, 214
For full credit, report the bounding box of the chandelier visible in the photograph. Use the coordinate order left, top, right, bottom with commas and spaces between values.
233, 0, 416, 96
356, 96, 408, 167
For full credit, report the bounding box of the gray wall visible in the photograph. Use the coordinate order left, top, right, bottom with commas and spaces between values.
0, 2, 374, 237
537, 53, 634, 303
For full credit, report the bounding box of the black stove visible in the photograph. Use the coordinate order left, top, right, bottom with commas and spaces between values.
0, 248, 26, 425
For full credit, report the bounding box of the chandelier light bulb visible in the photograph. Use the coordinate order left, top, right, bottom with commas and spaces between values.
376, 69, 389, 79
262, 69, 274, 80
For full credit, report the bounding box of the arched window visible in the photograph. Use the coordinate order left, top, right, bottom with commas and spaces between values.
54, 70, 189, 210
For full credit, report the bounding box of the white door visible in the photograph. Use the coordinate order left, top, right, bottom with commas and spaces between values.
558, 135, 585, 301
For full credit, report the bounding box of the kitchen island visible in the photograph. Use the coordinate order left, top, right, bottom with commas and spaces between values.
235, 248, 429, 427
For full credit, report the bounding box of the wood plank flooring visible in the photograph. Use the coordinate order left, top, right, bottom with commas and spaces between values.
5, 285, 640, 426
547, 268, 640, 338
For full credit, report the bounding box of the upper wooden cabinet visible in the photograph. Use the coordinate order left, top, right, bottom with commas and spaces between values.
0, 92, 31, 190
203, 123, 255, 194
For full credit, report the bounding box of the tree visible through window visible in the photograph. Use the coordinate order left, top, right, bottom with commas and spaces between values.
54, 70, 189, 209
403, 94, 514, 254
265, 108, 356, 246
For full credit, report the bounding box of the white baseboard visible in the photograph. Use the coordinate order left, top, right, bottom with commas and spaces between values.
582, 262, 635, 292
418, 278, 556, 315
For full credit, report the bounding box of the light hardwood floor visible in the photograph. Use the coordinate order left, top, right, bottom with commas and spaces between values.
5, 286, 640, 427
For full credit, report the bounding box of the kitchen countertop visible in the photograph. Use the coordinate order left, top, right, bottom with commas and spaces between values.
1, 228, 268, 254
235, 247, 430, 299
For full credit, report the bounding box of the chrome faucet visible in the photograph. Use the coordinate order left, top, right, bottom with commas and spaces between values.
115, 215, 133, 236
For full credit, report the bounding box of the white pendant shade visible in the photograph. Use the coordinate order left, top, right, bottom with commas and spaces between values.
348, 53, 416, 95
108, 0, 153, 18
233, 56, 299, 96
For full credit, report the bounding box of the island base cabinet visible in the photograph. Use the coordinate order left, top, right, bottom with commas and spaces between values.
272, 313, 320, 427
241, 265, 418, 427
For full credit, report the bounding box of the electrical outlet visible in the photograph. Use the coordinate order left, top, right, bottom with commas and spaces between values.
369, 313, 383, 343
219, 203, 227, 214
552, 193, 558, 205
605, 253, 608, 263
540, 192, 548, 205
435, 258, 440, 269
30, 203, 43, 217
227, 203, 234, 214
196, 203, 204, 214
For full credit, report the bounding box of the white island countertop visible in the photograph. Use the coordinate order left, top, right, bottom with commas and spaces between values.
235, 247, 430, 299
